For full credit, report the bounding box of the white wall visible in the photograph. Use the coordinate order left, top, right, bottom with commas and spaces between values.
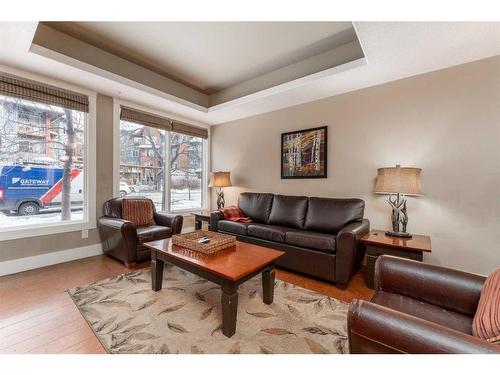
211, 55, 500, 276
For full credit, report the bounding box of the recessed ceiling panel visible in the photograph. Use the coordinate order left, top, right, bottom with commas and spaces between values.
43, 21, 360, 94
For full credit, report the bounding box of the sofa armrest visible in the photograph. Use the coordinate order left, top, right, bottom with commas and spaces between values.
335, 219, 370, 288
348, 299, 499, 354
97, 217, 138, 264
209, 211, 224, 232
374, 256, 485, 317
154, 212, 183, 234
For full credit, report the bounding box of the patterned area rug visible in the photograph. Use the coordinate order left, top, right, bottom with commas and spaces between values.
68, 264, 349, 354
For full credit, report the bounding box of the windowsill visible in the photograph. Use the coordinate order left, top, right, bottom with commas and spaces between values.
0, 220, 96, 242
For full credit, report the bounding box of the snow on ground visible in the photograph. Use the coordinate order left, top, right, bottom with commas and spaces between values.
126, 189, 202, 211
0, 209, 83, 227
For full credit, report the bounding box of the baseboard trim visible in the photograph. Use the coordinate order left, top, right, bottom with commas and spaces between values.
0, 243, 103, 277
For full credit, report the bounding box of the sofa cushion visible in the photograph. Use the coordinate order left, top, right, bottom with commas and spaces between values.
285, 230, 336, 253
304, 197, 365, 234
238, 192, 274, 223
372, 291, 473, 335
247, 224, 288, 243
218, 220, 250, 236
473, 268, 500, 343
268, 195, 308, 229
136, 225, 172, 243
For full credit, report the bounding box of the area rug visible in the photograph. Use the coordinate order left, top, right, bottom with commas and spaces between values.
68, 264, 349, 354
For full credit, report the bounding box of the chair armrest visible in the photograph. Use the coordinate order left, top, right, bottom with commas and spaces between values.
154, 212, 183, 234
209, 211, 224, 232
348, 299, 500, 354
97, 217, 138, 264
335, 219, 370, 288
374, 256, 485, 317
98, 217, 134, 230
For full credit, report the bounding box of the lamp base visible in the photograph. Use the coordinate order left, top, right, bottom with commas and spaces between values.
386, 231, 413, 238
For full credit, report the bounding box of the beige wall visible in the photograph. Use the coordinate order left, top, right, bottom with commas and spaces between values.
0, 94, 114, 262
211, 55, 500, 276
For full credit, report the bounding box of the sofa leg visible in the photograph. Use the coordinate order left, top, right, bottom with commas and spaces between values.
125, 262, 136, 269
336, 282, 348, 290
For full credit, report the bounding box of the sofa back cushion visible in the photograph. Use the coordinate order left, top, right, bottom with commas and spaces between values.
268, 195, 308, 229
304, 197, 365, 234
238, 192, 274, 223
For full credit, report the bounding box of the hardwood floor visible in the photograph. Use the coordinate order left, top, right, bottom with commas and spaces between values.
0, 255, 373, 354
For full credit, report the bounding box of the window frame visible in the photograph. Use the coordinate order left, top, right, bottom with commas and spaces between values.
0, 65, 97, 242
113, 100, 210, 215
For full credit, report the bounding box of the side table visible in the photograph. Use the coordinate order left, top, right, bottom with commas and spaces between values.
360, 230, 432, 289
191, 211, 211, 230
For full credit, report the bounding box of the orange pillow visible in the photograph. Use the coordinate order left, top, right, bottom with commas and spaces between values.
472, 269, 500, 343
122, 199, 155, 227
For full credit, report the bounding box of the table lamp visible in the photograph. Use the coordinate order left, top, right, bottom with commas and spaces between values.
374, 165, 423, 238
209, 171, 232, 209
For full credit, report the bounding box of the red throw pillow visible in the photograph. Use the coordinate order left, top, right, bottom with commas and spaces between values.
122, 199, 155, 227
472, 268, 500, 343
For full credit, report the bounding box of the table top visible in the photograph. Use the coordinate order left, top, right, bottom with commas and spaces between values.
143, 239, 285, 281
360, 230, 432, 253
190, 210, 211, 219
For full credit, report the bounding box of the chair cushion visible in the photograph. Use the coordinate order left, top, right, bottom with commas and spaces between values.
285, 230, 336, 253
218, 220, 250, 236
238, 192, 274, 223
136, 225, 172, 243
304, 197, 365, 234
122, 199, 155, 227
473, 269, 500, 343
372, 291, 473, 335
268, 195, 308, 229
247, 224, 288, 243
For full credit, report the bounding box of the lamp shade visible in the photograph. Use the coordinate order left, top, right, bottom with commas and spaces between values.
209, 171, 232, 188
374, 165, 423, 196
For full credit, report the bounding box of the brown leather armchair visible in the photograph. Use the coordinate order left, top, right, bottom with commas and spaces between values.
98, 197, 183, 268
348, 255, 500, 354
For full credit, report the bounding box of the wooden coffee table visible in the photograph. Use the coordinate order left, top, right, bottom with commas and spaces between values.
143, 239, 284, 338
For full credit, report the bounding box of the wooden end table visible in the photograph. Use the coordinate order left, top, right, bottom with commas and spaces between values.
191, 211, 211, 230
143, 239, 284, 338
360, 230, 432, 289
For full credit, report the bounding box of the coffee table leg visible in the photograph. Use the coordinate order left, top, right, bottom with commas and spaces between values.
151, 258, 164, 292
221, 286, 238, 338
262, 266, 276, 305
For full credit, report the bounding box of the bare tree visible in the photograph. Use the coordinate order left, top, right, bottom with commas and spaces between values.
61, 109, 76, 220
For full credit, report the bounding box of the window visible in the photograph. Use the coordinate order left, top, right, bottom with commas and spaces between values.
170, 132, 203, 211
118, 106, 207, 212
0, 95, 87, 228
119, 121, 165, 211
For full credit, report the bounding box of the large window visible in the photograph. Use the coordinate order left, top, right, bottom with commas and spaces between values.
0, 94, 87, 229
119, 121, 166, 211
118, 110, 207, 212
170, 132, 203, 211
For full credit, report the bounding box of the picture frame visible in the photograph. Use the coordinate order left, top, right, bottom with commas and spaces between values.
281, 126, 327, 179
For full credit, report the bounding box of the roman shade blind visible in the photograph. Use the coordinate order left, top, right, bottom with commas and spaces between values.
120, 106, 208, 139
172, 120, 208, 139
120, 106, 173, 131
0, 72, 89, 112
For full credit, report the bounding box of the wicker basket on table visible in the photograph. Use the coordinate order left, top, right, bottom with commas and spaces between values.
171, 230, 236, 254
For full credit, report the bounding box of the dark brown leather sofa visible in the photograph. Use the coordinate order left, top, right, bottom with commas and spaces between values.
348, 255, 500, 354
98, 197, 183, 267
210, 192, 369, 289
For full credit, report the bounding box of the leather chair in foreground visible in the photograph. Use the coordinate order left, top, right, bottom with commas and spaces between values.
348, 255, 500, 353
98, 197, 183, 268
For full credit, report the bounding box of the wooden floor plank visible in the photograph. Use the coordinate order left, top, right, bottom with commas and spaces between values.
0, 254, 373, 354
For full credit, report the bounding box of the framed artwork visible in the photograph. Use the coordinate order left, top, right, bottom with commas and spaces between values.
281, 126, 327, 179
